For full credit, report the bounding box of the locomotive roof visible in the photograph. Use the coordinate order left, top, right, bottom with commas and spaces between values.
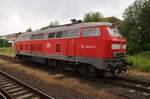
19, 22, 112, 36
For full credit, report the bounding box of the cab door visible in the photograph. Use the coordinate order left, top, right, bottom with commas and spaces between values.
67, 38, 76, 61
67, 29, 79, 61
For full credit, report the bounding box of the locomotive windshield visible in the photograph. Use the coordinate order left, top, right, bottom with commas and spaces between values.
108, 27, 121, 37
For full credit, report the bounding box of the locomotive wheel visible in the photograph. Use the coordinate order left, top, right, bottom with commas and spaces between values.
45, 59, 50, 67
88, 65, 96, 76
15, 55, 18, 59
103, 71, 114, 77
56, 61, 63, 69
78, 65, 88, 76
52, 61, 57, 67
45, 59, 57, 68
51, 61, 58, 68
17, 55, 23, 60
119, 69, 129, 76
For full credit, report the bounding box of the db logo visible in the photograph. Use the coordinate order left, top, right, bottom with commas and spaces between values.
80, 44, 85, 49
47, 43, 51, 48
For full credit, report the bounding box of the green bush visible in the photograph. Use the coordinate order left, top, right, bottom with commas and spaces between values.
128, 51, 150, 72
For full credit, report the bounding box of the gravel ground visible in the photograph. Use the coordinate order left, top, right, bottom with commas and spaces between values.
0, 59, 127, 99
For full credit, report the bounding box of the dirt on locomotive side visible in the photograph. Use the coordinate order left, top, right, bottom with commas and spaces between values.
0, 59, 126, 99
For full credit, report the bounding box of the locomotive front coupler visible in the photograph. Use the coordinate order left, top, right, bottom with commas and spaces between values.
109, 61, 129, 75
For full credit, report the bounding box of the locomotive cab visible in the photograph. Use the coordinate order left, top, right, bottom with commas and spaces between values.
108, 26, 126, 58
103, 25, 128, 76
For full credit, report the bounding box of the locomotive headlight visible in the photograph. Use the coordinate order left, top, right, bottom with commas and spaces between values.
123, 44, 126, 49
111, 44, 120, 49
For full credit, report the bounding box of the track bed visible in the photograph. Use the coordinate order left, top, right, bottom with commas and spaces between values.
0, 71, 54, 99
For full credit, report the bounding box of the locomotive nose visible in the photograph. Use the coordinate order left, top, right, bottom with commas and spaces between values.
107, 26, 127, 57
110, 37, 126, 58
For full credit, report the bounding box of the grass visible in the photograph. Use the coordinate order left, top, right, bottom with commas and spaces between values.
128, 51, 150, 72
0, 47, 15, 56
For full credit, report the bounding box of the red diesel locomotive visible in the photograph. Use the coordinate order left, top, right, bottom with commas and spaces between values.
15, 22, 128, 76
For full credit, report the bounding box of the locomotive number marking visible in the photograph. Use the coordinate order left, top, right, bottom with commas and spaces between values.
80, 44, 96, 49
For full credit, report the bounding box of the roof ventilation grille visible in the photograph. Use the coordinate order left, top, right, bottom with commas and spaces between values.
71, 19, 82, 24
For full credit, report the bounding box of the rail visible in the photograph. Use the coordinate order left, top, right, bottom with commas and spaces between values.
0, 71, 54, 99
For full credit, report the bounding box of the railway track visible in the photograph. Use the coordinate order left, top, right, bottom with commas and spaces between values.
0, 71, 54, 99
106, 76, 150, 99
0, 55, 150, 99
0, 55, 19, 63
118, 76, 150, 93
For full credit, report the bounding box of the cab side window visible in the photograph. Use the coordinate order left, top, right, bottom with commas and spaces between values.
37, 34, 44, 39
82, 28, 91, 37
56, 31, 63, 38
27, 35, 31, 40
61, 31, 68, 38
68, 29, 79, 38
82, 27, 100, 37
48, 32, 56, 38
31, 34, 37, 39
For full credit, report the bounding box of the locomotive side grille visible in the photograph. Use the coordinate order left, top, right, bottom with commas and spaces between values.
113, 52, 126, 57
56, 44, 61, 52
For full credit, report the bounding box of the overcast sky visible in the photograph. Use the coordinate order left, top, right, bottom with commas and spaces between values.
0, 0, 135, 35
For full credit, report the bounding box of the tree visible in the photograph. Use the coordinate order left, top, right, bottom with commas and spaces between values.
40, 20, 59, 30
0, 39, 8, 47
26, 28, 32, 32
16, 32, 22, 36
121, 0, 150, 54
101, 17, 123, 30
83, 12, 103, 22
